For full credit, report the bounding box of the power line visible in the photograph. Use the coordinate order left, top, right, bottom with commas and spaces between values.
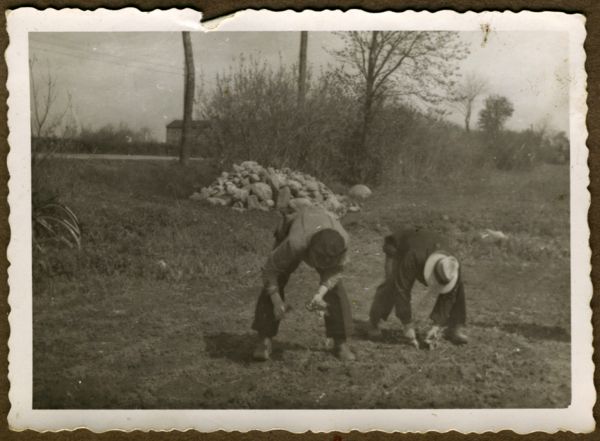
30, 37, 184, 72
30, 43, 183, 76
30, 44, 184, 77
30, 36, 175, 66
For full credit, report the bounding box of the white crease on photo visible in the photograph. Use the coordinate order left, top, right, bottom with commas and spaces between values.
6, 7, 593, 433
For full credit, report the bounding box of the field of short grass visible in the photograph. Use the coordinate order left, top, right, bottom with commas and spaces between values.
32, 158, 570, 409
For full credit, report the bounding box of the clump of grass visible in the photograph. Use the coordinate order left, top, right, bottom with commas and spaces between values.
33, 202, 81, 251
32, 152, 82, 275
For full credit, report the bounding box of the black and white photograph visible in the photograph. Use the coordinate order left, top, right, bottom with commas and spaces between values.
6, 8, 593, 433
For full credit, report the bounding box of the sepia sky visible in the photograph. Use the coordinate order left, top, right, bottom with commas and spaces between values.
29, 31, 569, 141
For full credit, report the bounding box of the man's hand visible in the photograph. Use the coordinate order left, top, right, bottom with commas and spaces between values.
270, 292, 286, 321
306, 292, 328, 313
273, 303, 286, 321
403, 324, 419, 349
424, 325, 442, 350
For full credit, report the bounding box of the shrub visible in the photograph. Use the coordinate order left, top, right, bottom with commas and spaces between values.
538, 131, 569, 165
31, 152, 82, 273
198, 59, 487, 185
485, 129, 543, 171
197, 58, 552, 184
371, 106, 489, 183
198, 58, 357, 183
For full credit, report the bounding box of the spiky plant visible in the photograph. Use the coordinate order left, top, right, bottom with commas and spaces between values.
31, 144, 81, 253
33, 201, 81, 251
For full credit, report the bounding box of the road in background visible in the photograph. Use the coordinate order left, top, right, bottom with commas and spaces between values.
34, 153, 204, 161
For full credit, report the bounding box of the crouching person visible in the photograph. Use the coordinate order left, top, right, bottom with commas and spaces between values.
251, 206, 356, 361
368, 228, 468, 349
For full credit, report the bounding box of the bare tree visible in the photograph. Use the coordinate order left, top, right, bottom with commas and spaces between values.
449, 72, 487, 132
297, 31, 308, 107
60, 93, 79, 139
180, 31, 195, 165
29, 57, 70, 138
332, 31, 468, 181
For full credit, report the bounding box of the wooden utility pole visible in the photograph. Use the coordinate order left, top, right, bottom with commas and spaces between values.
180, 31, 195, 165
297, 31, 308, 107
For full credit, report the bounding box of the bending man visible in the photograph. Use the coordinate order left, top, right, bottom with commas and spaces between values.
368, 228, 468, 349
252, 205, 355, 361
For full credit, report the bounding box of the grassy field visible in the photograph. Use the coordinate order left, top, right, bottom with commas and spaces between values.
32, 158, 570, 409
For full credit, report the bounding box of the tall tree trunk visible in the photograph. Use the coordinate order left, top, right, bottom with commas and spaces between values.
465, 109, 471, 132
180, 31, 195, 166
356, 31, 378, 182
358, 91, 373, 178
297, 31, 308, 107
464, 98, 472, 133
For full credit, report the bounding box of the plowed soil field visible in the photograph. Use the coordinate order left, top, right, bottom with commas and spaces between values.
32, 159, 570, 408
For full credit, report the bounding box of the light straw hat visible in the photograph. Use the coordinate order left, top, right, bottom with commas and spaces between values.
423, 252, 459, 294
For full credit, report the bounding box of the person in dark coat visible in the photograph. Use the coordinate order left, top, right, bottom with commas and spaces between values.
252, 206, 355, 361
367, 228, 468, 349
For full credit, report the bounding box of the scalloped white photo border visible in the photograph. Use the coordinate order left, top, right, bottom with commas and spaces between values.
6, 7, 593, 433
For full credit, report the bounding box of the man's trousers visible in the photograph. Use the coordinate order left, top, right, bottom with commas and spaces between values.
369, 256, 466, 328
251, 217, 353, 341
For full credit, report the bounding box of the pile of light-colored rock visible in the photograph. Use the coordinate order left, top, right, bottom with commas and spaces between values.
190, 161, 368, 217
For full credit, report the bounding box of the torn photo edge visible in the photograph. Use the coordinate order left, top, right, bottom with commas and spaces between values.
5, 7, 593, 433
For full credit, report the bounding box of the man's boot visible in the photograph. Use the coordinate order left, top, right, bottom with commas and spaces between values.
445, 326, 468, 345
366, 319, 382, 339
252, 336, 273, 361
333, 339, 356, 361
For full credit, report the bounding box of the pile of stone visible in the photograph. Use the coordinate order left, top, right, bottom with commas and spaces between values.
190, 161, 371, 217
